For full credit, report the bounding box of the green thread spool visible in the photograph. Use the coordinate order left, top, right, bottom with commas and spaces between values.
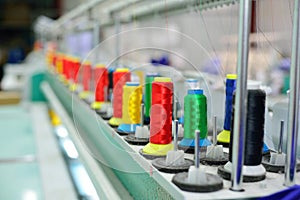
184, 89, 207, 139
145, 74, 159, 118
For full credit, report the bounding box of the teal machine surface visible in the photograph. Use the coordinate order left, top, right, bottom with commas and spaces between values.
45, 72, 176, 199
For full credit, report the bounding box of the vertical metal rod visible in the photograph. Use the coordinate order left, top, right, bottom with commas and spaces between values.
285, 0, 300, 186
230, 0, 252, 191
173, 120, 179, 151
213, 116, 217, 146
195, 130, 200, 168
173, 99, 178, 120
140, 103, 144, 126
278, 120, 284, 154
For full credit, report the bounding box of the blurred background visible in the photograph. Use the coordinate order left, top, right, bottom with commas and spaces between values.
0, 0, 294, 95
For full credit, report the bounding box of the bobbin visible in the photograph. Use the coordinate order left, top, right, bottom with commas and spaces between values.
217, 74, 237, 147
144, 73, 159, 125
91, 64, 109, 113
140, 77, 174, 159
117, 82, 142, 135
108, 68, 131, 127
68, 57, 81, 92
218, 87, 267, 182
178, 89, 211, 153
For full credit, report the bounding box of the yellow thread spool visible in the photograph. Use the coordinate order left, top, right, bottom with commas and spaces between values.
121, 82, 142, 124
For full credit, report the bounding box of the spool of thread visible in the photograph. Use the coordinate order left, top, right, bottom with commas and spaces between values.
52, 53, 56, 68
217, 74, 237, 146
72, 57, 80, 84
108, 68, 115, 101
229, 89, 266, 165
56, 53, 63, 75
62, 55, 69, 81
94, 65, 109, 102
82, 61, 92, 91
141, 77, 174, 158
68, 57, 81, 91
222, 88, 266, 182
108, 68, 131, 127
91, 64, 109, 110
145, 73, 159, 123
117, 82, 142, 134
178, 89, 211, 152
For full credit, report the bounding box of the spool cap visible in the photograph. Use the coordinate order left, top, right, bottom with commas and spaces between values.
226, 74, 237, 80
154, 77, 171, 82
186, 79, 199, 83
247, 80, 261, 90
188, 89, 203, 95
116, 68, 129, 72
126, 82, 139, 86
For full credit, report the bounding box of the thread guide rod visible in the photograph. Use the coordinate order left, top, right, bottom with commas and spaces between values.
140, 103, 144, 126
231, 0, 252, 191
195, 130, 200, 168
173, 120, 179, 151
279, 120, 284, 154
213, 116, 217, 146
285, 0, 300, 187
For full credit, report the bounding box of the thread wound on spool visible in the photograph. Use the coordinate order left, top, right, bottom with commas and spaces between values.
72, 58, 80, 83
82, 62, 91, 91
183, 89, 207, 139
145, 74, 159, 118
150, 79, 173, 145
229, 89, 266, 166
113, 69, 131, 118
94, 67, 109, 102
224, 76, 236, 131
121, 83, 142, 124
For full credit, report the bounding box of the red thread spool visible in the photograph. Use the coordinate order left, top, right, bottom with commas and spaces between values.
82, 61, 91, 91
113, 68, 130, 118
63, 56, 72, 80
52, 53, 56, 68
94, 65, 109, 102
72, 58, 80, 83
62, 56, 68, 78
150, 77, 173, 145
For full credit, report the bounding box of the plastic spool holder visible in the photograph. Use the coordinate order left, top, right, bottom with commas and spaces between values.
262, 120, 300, 173
152, 120, 193, 173
172, 130, 223, 192
202, 116, 228, 165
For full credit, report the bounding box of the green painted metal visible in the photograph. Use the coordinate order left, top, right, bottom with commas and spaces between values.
45, 72, 181, 200
31, 72, 46, 102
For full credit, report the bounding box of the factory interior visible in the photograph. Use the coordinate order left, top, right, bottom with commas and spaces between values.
1, 0, 300, 199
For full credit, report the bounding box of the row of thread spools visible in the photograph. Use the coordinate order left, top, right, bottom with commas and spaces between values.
47, 52, 293, 193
